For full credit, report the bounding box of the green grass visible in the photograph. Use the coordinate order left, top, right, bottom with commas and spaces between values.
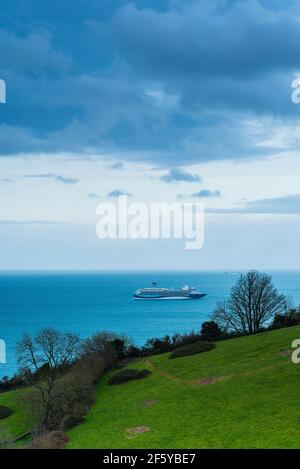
67, 326, 300, 449
0, 387, 32, 439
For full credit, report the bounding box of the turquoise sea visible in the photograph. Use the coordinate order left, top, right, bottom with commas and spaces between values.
0, 271, 299, 378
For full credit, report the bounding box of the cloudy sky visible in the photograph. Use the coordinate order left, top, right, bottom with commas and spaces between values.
0, 0, 300, 270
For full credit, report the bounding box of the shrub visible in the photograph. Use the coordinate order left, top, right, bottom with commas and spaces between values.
126, 345, 141, 358
28, 368, 96, 432
53, 373, 95, 431
0, 374, 24, 393
115, 357, 137, 369
271, 311, 300, 329
23, 352, 105, 433
169, 341, 215, 359
143, 335, 173, 355
201, 321, 222, 342
140, 331, 204, 357
108, 368, 151, 385
25, 356, 103, 433
171, 331, 203, 349
0, 405, 13, 420
26, 431, 69, 449
73, 353, 105, 385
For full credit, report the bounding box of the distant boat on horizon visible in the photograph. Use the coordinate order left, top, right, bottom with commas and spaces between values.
133, 284, 207, 300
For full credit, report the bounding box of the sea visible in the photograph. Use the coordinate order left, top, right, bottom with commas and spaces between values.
0, 270, 299, 378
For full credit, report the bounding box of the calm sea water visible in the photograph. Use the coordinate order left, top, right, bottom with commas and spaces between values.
0, 271, 299, 378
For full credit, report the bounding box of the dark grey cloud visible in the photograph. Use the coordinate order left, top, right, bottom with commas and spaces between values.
121, 3, 297, 76
87, 193, 100, 199
1, 0, 300, 164
161, 168, 201, 183
107, 189, 132, 198
0, 29, 71, 74
110, 2, 300, 114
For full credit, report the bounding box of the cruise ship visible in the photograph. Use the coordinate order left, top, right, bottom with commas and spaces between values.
133, 284, 207, 300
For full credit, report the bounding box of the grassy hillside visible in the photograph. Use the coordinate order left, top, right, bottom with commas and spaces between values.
67, 326, 300, 449
0, 388, 32, 439
1, 326, 299, 448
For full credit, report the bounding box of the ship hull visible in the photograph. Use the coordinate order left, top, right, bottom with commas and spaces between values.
133, 293, 207, 300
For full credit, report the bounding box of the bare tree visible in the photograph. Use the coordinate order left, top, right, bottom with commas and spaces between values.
17, 328, 80, 430
212, 271, 291, 334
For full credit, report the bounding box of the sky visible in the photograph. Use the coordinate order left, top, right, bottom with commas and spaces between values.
0, 0, 300, 270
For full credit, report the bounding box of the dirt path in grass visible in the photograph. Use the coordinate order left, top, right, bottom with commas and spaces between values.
146, 359, 187, 384
146, 359, 221, 386
146, 358, 291, 387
